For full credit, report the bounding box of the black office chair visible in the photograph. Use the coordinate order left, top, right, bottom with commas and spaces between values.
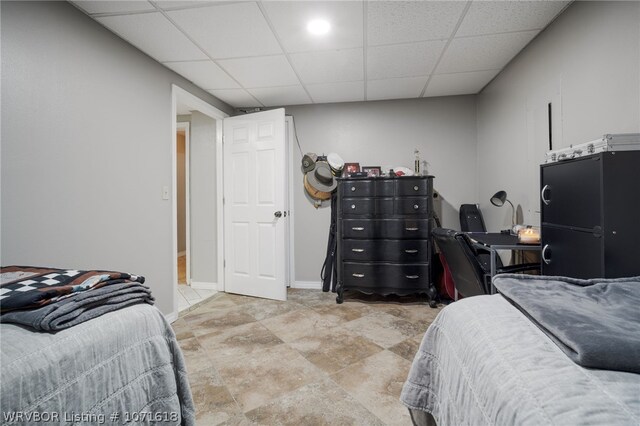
459, 204, 503, 271
432, 228, 539, 299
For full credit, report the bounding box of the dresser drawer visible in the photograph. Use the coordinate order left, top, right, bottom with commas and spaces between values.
342, 262, 430, 290
342, 219, 431, 239
342, 198, 394, 216
342, 239, 430, 262
395, 197, 429, 215
340, 179, 394, 197
396, 178, 431, 196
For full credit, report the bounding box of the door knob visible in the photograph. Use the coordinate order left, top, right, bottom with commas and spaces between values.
274, 211, 282, 218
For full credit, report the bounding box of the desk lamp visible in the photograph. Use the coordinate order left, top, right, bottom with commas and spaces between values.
490, 190, 515, 226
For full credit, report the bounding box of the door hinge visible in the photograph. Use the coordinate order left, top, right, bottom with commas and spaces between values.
223, 197, 225, 205
223, 259, 226, 268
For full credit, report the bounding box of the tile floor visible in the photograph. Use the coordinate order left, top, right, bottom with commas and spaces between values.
177, 284, 218, 312
171, 289, 443, 425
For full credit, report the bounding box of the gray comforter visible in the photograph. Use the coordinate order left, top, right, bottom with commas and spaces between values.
494, 274, 640, 374
1, 304, 195, 425
401, 293, 640, 425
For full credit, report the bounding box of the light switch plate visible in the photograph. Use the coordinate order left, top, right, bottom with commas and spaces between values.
162, 186, 170, 200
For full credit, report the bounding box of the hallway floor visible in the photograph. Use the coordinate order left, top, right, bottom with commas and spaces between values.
177, 254, 216, 312
171, 289, 442, 425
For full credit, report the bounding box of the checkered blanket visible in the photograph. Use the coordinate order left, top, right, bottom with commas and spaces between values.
0, 266, 145, 313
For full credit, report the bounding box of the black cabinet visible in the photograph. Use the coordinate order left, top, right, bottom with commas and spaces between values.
335, 176, 436, 303
540, 151, 640, 278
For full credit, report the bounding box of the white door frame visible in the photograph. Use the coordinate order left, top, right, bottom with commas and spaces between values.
177, 121, 191, 285
285, 116, 295, 287
171, 85, 228, 316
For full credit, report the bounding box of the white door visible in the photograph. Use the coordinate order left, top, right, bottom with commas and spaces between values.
223, 108, 287, 301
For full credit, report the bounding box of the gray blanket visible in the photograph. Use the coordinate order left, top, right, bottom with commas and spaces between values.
494, 274, 640, 374
0, 282, 154, 331
1, 304, 195, 425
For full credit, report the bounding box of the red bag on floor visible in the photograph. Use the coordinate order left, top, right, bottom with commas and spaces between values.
437, 253, 459, 300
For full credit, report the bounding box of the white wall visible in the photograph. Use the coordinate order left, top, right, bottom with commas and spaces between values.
0, 1, 233, 316
285, 96, 478, 284
477, 1, 640, 231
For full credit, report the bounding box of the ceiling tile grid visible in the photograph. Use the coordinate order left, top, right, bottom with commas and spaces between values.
73, 0, 570, 107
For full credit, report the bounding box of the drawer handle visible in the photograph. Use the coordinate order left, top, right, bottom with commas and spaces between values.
351, 204, 356, 209
413, 185, 419, 191
352, 273, 365, 278
351, 248, 364, 253
413, 204, 419, 210
351, 186, 356, 192
405, 227, 419, 231
406, 275, 419, 279
352, 227, 365, 231
542, 244, 551, 264
541, 184, 551, 205
405, 249, 418, 254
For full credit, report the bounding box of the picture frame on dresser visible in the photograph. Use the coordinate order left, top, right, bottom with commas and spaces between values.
343, 163, 360, 177
362, 166, 382, 177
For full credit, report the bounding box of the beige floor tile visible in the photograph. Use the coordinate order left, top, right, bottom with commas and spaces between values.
244, 377, 385, 426
331, 350, 413, 426
288, 327, 383, 374
375, 303, 442, 330
388, 333, 425, 362
171, 318, 195, 341
241, 298, 306, 321
179, 337, 215, 375
197, 321, 284, 364
184, 306, 257, 337
309, 302, 373, 324
189, 369, 243, 426
260, 309, 342, 343
343, 311, 425, 348
286, 288, 337, 307
216, 344, 324, 412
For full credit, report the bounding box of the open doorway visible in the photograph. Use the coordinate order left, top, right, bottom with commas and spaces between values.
172, 85, 228, 315
176, 122, 190, 289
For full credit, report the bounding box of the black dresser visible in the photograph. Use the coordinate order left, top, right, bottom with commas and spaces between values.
540, 151, 640, 278
335, 176, 436, 304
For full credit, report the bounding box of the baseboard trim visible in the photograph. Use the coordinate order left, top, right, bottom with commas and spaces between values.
165, 311, 179, 323
292, 280, 322, 289
190, 281, 217, 291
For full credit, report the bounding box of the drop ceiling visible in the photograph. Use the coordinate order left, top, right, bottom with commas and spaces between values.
71, 1, 570, 108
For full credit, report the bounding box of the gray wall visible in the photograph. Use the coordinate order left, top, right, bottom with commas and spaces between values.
285, 96, 477, 283
0, 1, 233, 315
477, 1, 640, 231
189, 112, 218, 284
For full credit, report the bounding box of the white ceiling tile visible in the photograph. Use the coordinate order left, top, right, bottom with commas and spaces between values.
437, 31, 538, 74
368, 40, 445, 80
163, 60, 239, 90
367, 1, 467, 46
217, 55, 299, 88
208, 89, 262, 108
166, 3, 282, 59
367, 76, 428, 101
263, 1, 363, 53
457, 1, 570, 37
73, 1, 155, 15
155, 1, 217, 11
248, 86, 312, 107
97, 12, 207, 62
290, 49, 363, 85
425, 70, 500, 97
306, 81, 364, 104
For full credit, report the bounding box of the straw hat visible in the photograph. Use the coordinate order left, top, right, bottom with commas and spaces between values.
304, 161, 337, 200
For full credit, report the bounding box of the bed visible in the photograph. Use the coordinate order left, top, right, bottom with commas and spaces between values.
1, 304, 195, 425
401, 274, 640, 425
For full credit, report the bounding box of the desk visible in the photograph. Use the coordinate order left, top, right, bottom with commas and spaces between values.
466, 232, 541, 294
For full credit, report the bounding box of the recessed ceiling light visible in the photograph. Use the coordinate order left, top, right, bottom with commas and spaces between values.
307, 19, 331, 36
